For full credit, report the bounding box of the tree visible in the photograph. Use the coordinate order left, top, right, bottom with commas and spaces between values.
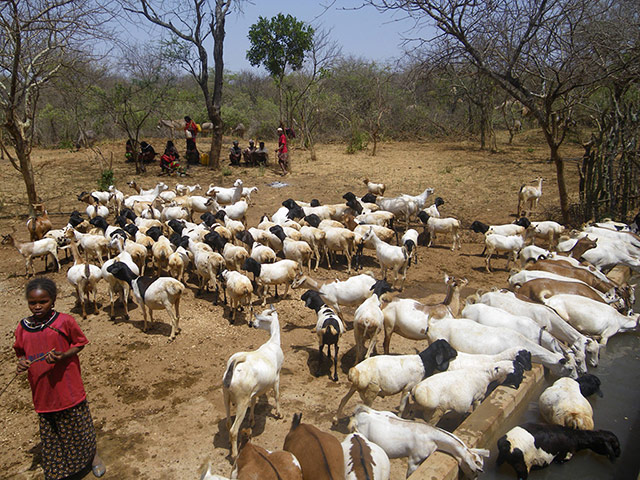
0, 0, 111, 213
128, 0, 233, 169
370, 0, 632, 222
98, 47, 176, 174
247, 14, 314, 125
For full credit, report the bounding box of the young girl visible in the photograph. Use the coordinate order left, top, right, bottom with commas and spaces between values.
14, 278, 105, 479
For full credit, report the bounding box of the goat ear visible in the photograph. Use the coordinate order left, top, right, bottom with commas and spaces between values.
269, 304, 276, 312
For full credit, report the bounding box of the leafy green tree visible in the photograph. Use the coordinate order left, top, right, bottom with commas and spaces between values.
247, 14, 314, 124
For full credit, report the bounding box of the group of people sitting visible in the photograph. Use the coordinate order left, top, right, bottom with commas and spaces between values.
125, 139, 187, 176
229, 139, 269, 167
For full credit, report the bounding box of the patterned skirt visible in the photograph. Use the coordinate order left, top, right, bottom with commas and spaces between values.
38, 400, 96, 480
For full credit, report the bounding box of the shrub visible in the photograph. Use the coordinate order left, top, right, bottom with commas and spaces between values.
97, 169, 114, 191
346, 130, 368, 154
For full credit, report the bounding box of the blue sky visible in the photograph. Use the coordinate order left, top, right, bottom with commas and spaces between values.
123, 1, 421, 73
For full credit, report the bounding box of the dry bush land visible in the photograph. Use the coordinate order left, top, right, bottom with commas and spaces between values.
0, 135, 581, 479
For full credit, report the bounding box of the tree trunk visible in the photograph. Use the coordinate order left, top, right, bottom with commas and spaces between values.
19, 151, 38, 214
209, 110, 223, 170
550, 144, 570, 223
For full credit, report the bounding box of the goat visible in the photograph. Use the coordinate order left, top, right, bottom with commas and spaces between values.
334, 339, 457, 423
66, 240, 103, 319
517, 177, 543, 217
208, 178, 244, 205
301, 290, 346, 381
26, 203, 53, 241
342, 432, 390, 480
497, 423, 619, 479
299, 225, 326, 271
291, 271, 376, 314
470, 220, 527, 237
426, 317, 578, 378
321, 225, 356, 273
527, 220, 564, 248
242, 257, 300, 306
400, 228, 419, 265
362, 228, 409, 290
283, 413, 345, 480
222, 242, 248, 272
167, 246, 191, 282
189, 239, 225, 299
106, 261, 184, 340
477, 289, 599, 370
381, 274, 467, 354
406, 360, 526, 425
484, 233, 525, 272
270, 225, 313, 272
517, 277, 610, 307
349, 405, 489, 478
363, 178, 386, 196
461, 303, 566, 354
538, 377, 594, 430
101, 250, 139, 320
231, 430, 302, 479
64, 228, 110, 266
422, 196, 445, 218
353, 279, 394, 363
220, 270, 252, 324
223, 306, 283, 458
417, 212, 462, 251
543, 294, 639, 345
1, 233, 60, 276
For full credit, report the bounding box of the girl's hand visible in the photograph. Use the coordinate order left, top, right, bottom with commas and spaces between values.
45, 349, 65, 364
16, 358, 31, 374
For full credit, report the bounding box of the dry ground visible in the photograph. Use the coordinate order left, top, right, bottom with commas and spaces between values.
0, 134, 582, 479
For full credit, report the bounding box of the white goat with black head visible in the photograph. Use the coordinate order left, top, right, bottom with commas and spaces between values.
301, 289, 346, 381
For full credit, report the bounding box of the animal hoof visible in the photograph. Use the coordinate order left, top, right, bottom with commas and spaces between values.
124, 315, 130, 321
332, 416, 339, 425
332, 375, 338, 382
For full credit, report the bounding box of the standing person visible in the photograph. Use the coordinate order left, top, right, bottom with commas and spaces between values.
184, 116, 200, 165
14, 278, 106, 479
276, 127, 289, 175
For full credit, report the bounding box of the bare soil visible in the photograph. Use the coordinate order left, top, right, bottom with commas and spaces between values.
0, 134, 581, 479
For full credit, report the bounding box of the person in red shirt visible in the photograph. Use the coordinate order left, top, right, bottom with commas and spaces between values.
276, 127, 289, 175
14, 278, 105, 479
184, 115, 200, 165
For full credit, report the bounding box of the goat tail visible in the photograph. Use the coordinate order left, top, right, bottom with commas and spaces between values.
565, 412, 594, 431
464, 292, 480, 306
291, 412, 302, 430
167, 280, 185, 298
222, 360, 236, 388
84, 263, 91, 279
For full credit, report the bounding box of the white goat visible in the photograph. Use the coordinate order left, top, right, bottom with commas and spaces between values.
484, 233, 525, 272
1, 234, 60, 276
209, 178, 243, 205
299, 225, 327, 271
65, 228, 110, 266
400, 228, 420, 265
220, 269, 253, 323
362, 228, 409, 290
543, 294, 639, 345
249, 242, 277, 264
407, 360, 524, 424
66, 241, 103, 319
353, 280, 394, 363
222, 243, 248, 271
477, 289, 598, 370
461, 303, 565, 354
242, 258, 300, 306
426, 317, 578, 378
106, 261, 184, 340
518, 177, 543, 217
349, 405, 489, 478
291, 271, 376, 313
334, 339, 458, 422
418, 213, 461, 250
363, 178, 386, 196
222, 306, 283, 458
101, 250, 139, 320
538, 377, 594, 430
167, 246, 191, 282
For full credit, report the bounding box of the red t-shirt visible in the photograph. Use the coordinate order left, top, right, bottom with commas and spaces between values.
13, 312, 89, 413
279, 133, 288, 154
185, 120, 198, 138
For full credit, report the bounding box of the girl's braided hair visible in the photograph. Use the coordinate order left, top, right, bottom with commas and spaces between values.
25, 277, 57, 301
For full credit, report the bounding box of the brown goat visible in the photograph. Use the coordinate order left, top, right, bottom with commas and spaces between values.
26, 203, 53, 241
525, 259, 615, 294
233, 429, 302, 479
518, 278, 607, 305
283, 413, 345, 480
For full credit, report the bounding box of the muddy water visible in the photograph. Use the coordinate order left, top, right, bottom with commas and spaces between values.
480, 330, 640, 480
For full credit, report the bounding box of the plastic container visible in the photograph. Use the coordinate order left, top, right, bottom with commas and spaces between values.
200, 152, 209, 166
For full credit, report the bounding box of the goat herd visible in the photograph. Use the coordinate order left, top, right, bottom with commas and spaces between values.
2, 175, 639, 480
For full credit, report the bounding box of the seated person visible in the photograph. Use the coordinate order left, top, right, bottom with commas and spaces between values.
125, 139, 135, 163
164, 140, 180, 160
139, 141, 156, 163
243, 139, 257, 166
254, 141, 269, 166
159, 148, 187, 177
229, 140, 242, 166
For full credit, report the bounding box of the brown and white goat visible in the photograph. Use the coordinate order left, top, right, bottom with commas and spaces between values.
26, 203, 53, 241
232, 430, 302, 479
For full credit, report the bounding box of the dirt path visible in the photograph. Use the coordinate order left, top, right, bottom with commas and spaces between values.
0, 136, 580, 479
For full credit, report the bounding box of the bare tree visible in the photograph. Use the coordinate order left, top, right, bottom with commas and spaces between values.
370, 0, 630, 221
0, 0, 112, 213
126, 0, 233, 169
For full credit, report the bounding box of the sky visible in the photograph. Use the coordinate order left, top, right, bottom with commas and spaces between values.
123, 1, 423, 74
